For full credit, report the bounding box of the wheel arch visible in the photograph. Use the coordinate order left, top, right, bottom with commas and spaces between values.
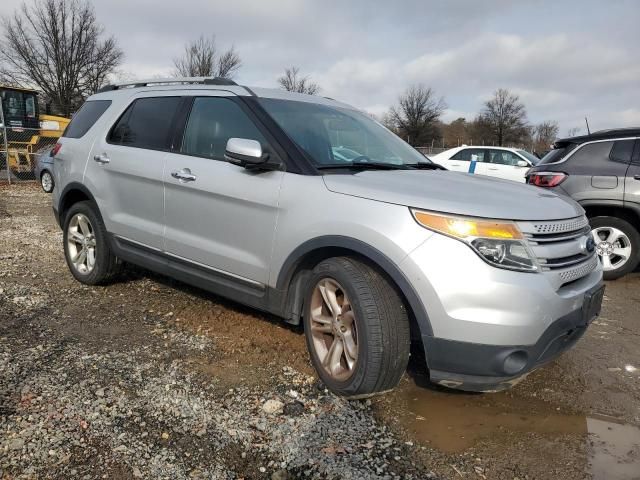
275, 236, 433, 338
57, 182, 100, 228
582, 201, 640, 230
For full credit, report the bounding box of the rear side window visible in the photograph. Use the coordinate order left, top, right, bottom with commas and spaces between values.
452, 148, 486, 162
609, 139, 635, 164
108, 97, 181, 150
538, 143, 578, 164
566, 141, 614, 167
451, 149, 471, 161
180, 97, 267, 160
63, 100, 111, 138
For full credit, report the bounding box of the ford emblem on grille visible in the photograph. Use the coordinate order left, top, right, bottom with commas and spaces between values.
584, 236, 596, 253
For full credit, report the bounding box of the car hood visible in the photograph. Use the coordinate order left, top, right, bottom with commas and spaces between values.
322, 170, 583, 221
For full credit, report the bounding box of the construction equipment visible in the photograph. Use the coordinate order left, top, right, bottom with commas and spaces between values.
0, 85, 70, 177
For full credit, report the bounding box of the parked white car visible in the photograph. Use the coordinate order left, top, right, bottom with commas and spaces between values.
432, 146, 540, 182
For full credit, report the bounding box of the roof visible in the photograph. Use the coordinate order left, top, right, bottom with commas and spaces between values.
438, 145, 527, 153
0, 84, 39, 94
556, 127, 640, 145
92, 76, 353, 109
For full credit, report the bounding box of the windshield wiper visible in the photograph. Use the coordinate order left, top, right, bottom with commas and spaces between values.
317, 161, 410, 171
405, 162, 447, 170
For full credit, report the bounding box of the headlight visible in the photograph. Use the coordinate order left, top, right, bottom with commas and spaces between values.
411, 209, 538, 272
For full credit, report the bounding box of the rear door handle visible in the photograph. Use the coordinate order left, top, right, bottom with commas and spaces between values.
171, 168, 197, 182
93, 153, 110, 164
634, 175, 640, 180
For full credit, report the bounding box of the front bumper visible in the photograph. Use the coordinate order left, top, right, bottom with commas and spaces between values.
424, 303, 595, 391
400, 230, 603, 391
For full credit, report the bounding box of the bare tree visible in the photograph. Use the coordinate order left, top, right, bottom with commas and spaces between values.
534, 120, 559, 152
387, 84, 446, 146
0, 0, 123, 116
480, 88, 528, 146
277, 67, 320, 95
566, 127, 582, 137
173, 35, 241, 79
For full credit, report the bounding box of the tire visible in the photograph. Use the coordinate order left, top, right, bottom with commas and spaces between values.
63, 201, 121, 285
41, 170, 54, 193
590, 216, 640, 280
302, 257, 410, 398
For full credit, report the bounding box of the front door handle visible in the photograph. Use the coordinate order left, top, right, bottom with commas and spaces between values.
93, 153, 110, 164
488, 167, 499, 171
171, 168, 197, 182
634, 175, 640, 180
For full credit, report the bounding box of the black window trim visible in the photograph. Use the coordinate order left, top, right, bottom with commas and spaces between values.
106, 96, 183, 152
171, 95, 289, 171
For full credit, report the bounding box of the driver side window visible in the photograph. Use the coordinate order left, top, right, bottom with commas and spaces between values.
490, 150, 520, 166
181, 97, 268, 161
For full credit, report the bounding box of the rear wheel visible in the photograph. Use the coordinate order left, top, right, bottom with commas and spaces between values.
303, 257, 410, 398
41, 170, 54, 193
590, 216, 640, 280
63, 201, 121, 285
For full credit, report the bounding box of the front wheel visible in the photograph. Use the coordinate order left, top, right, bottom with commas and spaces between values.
590, 216, 640, 280
303, 257, 410, 398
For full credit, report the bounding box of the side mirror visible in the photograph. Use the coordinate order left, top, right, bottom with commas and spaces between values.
224, 138, 280, 171
517, 159, 529, 167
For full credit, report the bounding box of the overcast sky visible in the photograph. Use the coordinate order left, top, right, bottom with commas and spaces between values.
2, 0, 639, 134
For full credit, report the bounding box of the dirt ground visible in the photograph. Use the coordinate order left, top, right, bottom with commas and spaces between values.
1, 183, 639, 479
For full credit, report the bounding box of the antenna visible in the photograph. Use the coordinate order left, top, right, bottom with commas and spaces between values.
585, 117, 591, 135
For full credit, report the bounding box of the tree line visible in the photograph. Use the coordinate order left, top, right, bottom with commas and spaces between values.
0, 0, 564, 151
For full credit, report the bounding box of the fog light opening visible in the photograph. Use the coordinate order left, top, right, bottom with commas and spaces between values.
503, 350, 528, 375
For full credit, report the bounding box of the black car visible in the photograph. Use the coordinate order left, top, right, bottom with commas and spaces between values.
527, 127, 640, 279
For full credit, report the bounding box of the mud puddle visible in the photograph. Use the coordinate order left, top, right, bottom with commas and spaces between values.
588, 416, 640, 480
386, 375, 640, 478
392, 377, 586, 453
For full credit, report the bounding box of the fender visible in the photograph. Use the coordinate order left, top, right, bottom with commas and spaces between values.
276, 235, 433, 337
56, 182, 100, 228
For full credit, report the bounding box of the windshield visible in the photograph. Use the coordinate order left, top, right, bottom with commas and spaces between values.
516, 149, 541, 165
258, 98, 431, 168
538, 143, 578, 165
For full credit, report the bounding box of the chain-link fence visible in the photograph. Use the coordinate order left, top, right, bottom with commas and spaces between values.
1, 102, 65, 183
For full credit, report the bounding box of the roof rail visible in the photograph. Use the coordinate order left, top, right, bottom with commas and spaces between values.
97, 77, 238, 93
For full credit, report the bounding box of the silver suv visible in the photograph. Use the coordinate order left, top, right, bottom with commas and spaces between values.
52, 77, 604, 397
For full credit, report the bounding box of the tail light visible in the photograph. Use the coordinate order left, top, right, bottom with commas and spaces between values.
50, 142, 62, 157
527, 171, 567, 187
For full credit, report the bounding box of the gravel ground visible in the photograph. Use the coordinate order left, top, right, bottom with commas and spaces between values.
1, 183, 639, 479
0, 184, 437, 479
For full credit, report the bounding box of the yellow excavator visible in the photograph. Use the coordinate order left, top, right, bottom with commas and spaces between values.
0, 85, 70, 177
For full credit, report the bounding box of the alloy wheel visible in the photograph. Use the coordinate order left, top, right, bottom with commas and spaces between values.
67, 213, 97, 274
309, 278, 359, 381
592, 226, 632, 272
41, 172, 53, 192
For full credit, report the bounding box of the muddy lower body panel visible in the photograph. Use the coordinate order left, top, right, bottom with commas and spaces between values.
423, 303, 595, 392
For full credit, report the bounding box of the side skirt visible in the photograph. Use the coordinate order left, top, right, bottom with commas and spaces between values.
109, 235, 288, 317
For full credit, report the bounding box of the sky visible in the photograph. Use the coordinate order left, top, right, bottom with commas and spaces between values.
2, 0, 639, 135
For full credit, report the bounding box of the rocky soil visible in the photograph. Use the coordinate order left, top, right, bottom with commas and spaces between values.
1, 183, 639, 479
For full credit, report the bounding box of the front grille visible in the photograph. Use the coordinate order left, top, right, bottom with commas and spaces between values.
531, 217, 589, 235
558, 254, 599, 284
518, 216, 598, 286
